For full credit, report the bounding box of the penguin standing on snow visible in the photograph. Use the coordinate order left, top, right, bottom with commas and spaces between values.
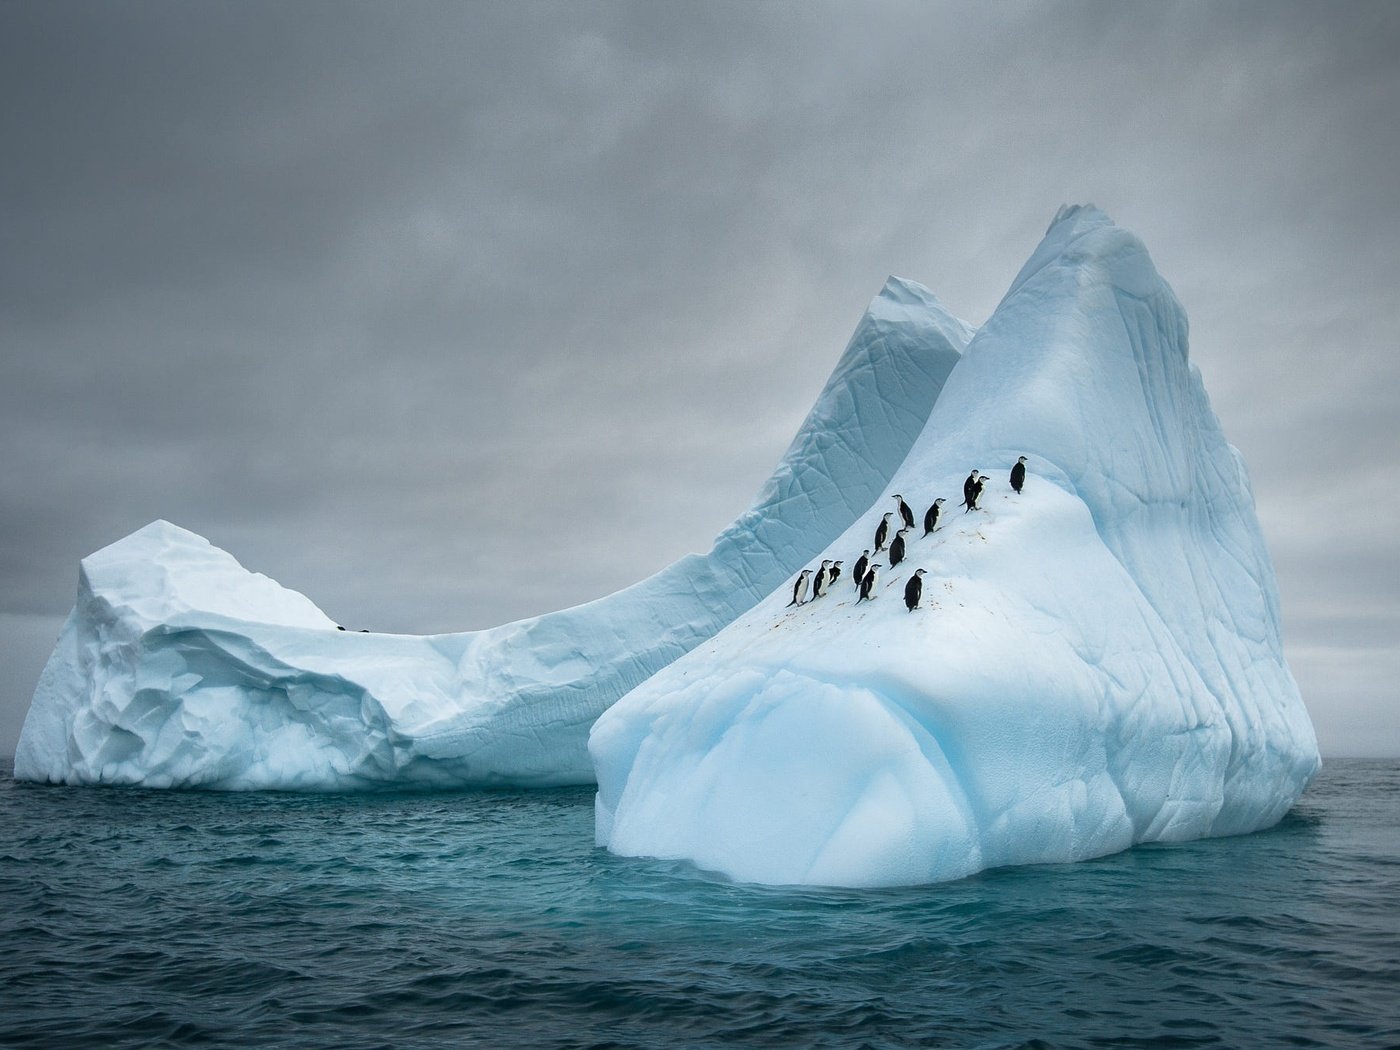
824, 560, 844, 592
852, 551, 870, 590
966, 473, 990, 512
923, 497, 946, 536
811, 560, 833, 598
961, 469, 979, 509
856, 562, 881, 603
874, 512, 894, 552
787, 569, 813, 607
904, 568, 927, 611
888, 527, 909, 569
1010, 456, 1028, 494
893, 494, 915, 530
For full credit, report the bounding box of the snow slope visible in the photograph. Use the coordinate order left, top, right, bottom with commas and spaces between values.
15, 280, 971, 789
590, 206, 1320, 887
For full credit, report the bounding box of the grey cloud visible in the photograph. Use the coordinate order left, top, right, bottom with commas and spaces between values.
1, 1, 1397, 757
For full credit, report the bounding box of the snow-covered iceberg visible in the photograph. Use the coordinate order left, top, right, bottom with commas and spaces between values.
591, 206, 1320, 887
15, 279, 971, 790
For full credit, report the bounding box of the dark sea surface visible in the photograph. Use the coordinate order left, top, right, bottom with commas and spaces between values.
2, 758, 1396, 1049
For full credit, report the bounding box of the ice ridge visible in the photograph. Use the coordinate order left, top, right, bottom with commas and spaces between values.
15, 280, 971, 789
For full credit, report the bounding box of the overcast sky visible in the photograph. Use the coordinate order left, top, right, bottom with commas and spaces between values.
2, 1, 1396, 759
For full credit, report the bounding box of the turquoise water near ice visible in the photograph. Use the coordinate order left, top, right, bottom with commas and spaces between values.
2, 758, 1396, 1048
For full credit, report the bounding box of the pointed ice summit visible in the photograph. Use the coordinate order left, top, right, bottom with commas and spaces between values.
591, 206, 1320, 887
15, 279, 971, 789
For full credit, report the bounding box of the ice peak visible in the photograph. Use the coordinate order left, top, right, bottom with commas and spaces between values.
1046, 202, 1111, 234
92, 518, 201, 555
866, 275, 976, 349
999, 205, 1170, 318
876, 275, 940, 307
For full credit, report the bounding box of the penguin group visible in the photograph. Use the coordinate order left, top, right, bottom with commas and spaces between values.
790, 559, 843, 606
783, 456, 1033, 615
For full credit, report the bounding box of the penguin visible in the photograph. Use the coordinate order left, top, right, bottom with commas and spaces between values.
961, 468, 979, 509
923, 497, 946, 536
811, 559, 833, 598
966, 473, 990, 512
904, 568, 927, 611
874, 512, 894, 552
888, 527, 909, 569
824, 560, 844, 592
852, 550, 870, 590
856, 562, 881, 603
787, 569, 813, 607
1010, 455, 1028, 494
893, 494, 915, 530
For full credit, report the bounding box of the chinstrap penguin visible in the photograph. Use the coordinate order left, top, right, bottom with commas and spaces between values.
961, 469, 979, 509
1010, 456, 1028, 494
904, 568, 927, 611
889, 527, 909, 568
966, 473, 990, 512
787, 569, 813, 606
852, 551, 870, 590
923, 497, 946, 536
874, 512, 894, 551
893, 494, 915, 530
856, 562, 881, 603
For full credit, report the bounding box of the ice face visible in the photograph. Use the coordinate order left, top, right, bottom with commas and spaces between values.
590, 206, 1320, 887
14, 280, 971, 790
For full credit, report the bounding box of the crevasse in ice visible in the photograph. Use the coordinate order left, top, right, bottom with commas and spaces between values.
14, 279, 970, 789
589, 206, 1320, 887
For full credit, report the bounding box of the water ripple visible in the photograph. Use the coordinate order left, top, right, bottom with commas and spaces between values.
2, 759, 1397, 1048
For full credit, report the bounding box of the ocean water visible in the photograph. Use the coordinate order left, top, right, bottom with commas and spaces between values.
2, 758, 1396, 1049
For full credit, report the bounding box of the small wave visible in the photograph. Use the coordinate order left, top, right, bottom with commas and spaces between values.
2, 760, 1396, 1048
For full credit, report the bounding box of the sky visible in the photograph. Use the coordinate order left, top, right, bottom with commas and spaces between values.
2, 1, 1397, 759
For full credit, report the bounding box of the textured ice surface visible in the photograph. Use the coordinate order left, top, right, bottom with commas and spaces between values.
591, 206, 1320, 887
15, 280, 970, 789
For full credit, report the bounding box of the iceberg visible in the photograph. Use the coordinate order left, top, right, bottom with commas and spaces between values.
14, 280, 971, 790
591, 206, 1320, 887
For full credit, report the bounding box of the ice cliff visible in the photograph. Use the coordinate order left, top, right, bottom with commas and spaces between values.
590, 206, 1320, 887
15, 280, 971, 789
